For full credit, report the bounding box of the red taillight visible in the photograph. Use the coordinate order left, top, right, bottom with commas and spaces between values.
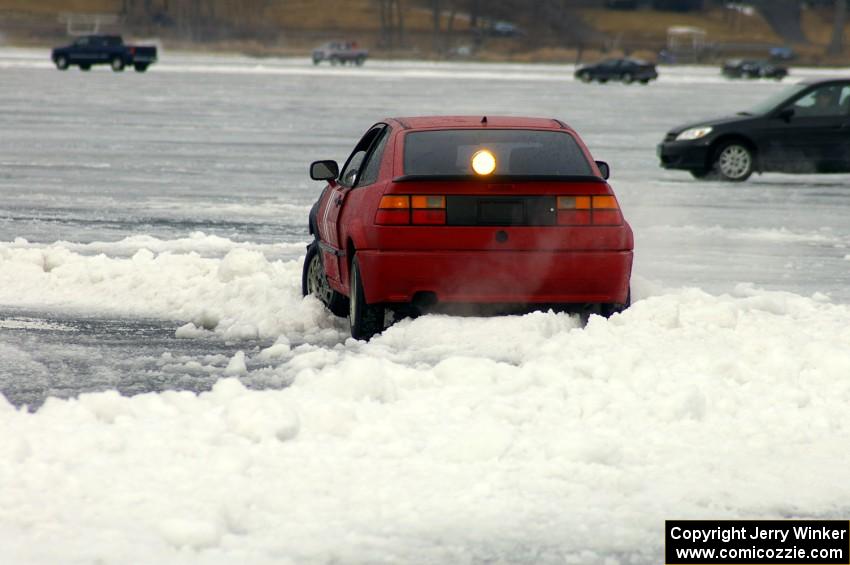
376, 195, 446, 225
375, 209, 410, 225
591, 195, 623, 225
412, 209, 446, 224
375, 195, 410, 225
412, 195, 445, 225
557, 195, 622, 226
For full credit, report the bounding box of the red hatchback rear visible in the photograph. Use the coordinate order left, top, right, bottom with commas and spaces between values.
302, 116, 633, 339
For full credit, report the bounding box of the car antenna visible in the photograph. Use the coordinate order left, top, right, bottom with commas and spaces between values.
481, 116, 488, 125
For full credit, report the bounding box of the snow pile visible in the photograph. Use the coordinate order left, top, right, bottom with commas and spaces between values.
0, 240, 343, 342
6, 232, 306, 259
2, 278, 850, 563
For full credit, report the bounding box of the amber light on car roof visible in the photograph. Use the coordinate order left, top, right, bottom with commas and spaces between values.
471, 149, 497, 176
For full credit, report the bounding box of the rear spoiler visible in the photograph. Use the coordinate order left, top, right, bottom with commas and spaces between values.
392, 174, 605, 183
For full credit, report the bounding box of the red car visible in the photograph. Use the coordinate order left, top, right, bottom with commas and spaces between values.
302, 116, 633, 339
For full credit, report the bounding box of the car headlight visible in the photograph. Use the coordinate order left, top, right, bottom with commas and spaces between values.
676, 126, 713, 141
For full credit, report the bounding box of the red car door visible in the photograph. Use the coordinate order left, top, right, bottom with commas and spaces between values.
317, 124, 389, 285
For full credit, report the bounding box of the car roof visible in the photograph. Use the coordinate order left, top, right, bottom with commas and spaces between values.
797, 77, 850, 86
388, 116, 573, 131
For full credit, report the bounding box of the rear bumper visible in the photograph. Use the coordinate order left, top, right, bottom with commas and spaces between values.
657, 140, 711, 171
356, 249, 633, 305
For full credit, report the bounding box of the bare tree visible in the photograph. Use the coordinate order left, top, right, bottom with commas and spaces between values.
432, 0, 441, 53
375, 0, 405, 49
829, 0, 847, 55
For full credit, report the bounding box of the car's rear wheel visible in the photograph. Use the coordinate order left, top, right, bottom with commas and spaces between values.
713, 142, 754, 182
302, 241, 348, 317
55, 56, 69, 70
640, 78, 650, 85
355, 56, 365, 66
622, 72, 634, 84
349, 256, 385, 341
111, 57, 124, 72
578, 71, 592, 83
600, 288, 631, 318
80, 64, 91, 71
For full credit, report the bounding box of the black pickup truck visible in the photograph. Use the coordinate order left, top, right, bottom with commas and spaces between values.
51, 35, 158, 72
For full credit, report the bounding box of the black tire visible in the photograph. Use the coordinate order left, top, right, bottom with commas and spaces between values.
600, 288, 631, 318
598, 78, 608, 84
712, 141, 754, 182
578, 71, 592, 83
330, 57, 340, 66
111, 57, 124, 72
302, 241, 348, 317
134, 64, 148, 73
79, 64, 91, 71
55, 56, 69, 70
622, 72, 634, 84
349, 255, 385, 341
312, 57, 321, 65
355, 56, 365, 66
640, 78, 650, 85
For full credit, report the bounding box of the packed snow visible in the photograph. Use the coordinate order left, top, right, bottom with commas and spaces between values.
1, 48, 850, 563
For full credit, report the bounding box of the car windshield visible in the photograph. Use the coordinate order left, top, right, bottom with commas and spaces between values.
746, 83, 809, 115
403, 129, 593, 177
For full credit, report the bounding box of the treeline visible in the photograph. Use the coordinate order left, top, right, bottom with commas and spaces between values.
119, 0, 847, 54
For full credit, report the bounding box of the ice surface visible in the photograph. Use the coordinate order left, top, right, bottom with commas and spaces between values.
1, 48, 850, 563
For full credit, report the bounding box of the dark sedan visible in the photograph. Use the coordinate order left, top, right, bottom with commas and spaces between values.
575, 58, 658, 85
658, 78, 850, 181
722, 59, 788, 80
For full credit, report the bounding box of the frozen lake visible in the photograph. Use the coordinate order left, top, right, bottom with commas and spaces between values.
1, 49, 850, 564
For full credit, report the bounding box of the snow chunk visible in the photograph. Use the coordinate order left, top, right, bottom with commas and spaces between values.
224, 351, 247, 376
175, 322, 209, 338
217, 249, 269, 282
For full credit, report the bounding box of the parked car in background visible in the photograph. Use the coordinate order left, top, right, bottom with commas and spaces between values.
721, 59, 788, 80
658, 78, 850, 181
575, 58, 658, 84
312, 41, 368, 66
51, 35, 157, 72
304, 116, 633, 339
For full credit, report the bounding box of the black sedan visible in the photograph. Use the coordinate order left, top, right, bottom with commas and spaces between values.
575, 58, 658, 85
722, 59, 788, 80
658, 78, 850, 181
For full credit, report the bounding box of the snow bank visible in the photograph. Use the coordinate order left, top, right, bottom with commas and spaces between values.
2, 237, 850, 563
6, 232, 306, 259
0, 239, 343, 342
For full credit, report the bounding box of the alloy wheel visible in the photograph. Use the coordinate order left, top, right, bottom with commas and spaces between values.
717, 144, 752, 180
308, 253, 333, 305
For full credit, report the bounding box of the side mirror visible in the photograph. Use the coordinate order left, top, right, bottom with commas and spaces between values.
595, 160, 610, 180
310, 160, 339, 181
777, 107, 794, 122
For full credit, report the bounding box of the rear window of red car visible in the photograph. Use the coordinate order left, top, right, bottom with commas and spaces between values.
403, 129, 593, 177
